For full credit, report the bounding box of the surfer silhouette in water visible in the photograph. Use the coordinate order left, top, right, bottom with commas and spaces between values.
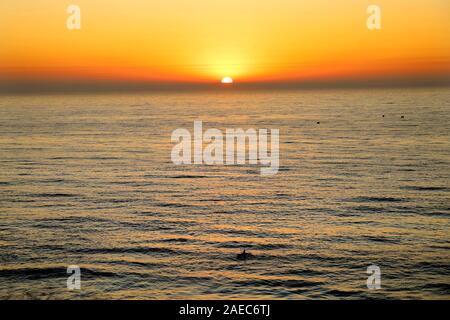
237, 249, 253, 260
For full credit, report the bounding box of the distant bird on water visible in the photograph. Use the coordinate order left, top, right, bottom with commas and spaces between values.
237, 249, 253, 260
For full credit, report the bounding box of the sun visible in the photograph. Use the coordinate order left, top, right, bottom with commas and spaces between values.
221, 77, 233, 84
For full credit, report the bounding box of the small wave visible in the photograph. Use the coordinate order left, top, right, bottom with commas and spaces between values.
75, 246, 180, 255
35, 216, 113, 224
86, 157, 120, 160
109, 198, 134, 203
178, 275, 214, 282
352, 205, 386, 213
325, 289, 360, 297
429, 245, 450, 250
155, 202, 192, 208
197, 198, 225, 202
275, 193, 290, 197
276, 268, 325, 277
413, 261, 450, 275
41, 179, 67, 183
350, 196, 403, 203
208, 228, 272, 238
216, 241, 292, 250
234, 278, 319, 289
49, 157, 80, 160
362, 235, 399, 243
161, 238, 190, 243
420, 283, 450, 294
417, 211, 450, 218
401, 186, 448, 191
29, 193, 77, 198
170, 175, 208, 179
0, 267, 116, 280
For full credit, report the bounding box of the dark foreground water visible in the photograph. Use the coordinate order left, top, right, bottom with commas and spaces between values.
0, 88, 449, 299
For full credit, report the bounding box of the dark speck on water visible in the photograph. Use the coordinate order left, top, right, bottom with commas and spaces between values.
237, 249, 254, 261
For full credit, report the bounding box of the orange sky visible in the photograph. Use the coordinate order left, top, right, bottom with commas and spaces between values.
1, 0, 449, 88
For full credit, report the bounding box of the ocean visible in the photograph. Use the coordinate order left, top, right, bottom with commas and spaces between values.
0, 88, 449, 299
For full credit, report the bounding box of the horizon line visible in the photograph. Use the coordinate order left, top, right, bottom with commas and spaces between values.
1, 77, 449, 95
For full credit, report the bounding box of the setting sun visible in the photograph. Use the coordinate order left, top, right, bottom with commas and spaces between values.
221, 77, 233, 84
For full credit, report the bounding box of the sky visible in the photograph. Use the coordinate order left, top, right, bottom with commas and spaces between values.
1, 0, 449, 92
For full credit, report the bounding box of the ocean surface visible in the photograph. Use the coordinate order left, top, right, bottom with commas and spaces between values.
0, 88, 449, 299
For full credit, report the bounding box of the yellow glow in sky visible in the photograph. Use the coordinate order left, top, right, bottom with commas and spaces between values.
0, 0, 449, 84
